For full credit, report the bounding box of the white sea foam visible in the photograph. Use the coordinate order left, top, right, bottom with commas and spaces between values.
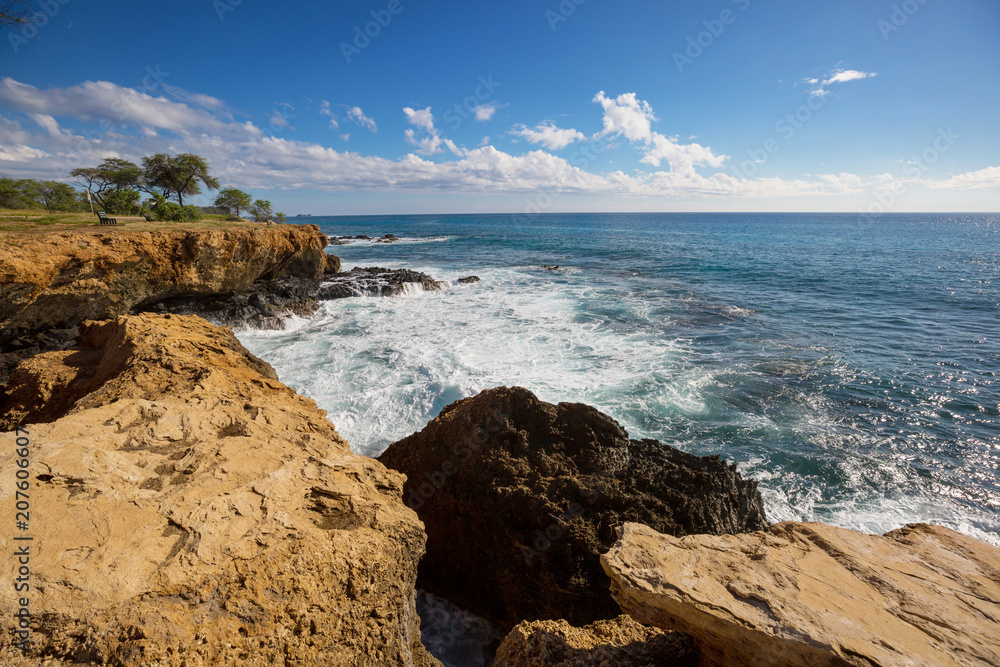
237, 261, 1000, 549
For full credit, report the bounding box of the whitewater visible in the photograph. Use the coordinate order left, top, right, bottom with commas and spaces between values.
238, 212, 1000, 548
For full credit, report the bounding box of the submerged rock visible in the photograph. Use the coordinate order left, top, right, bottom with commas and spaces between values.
0, 314, 439, 666
601, 521, 1000, 667
495, 615, 698, 667
377, 386, 768, 629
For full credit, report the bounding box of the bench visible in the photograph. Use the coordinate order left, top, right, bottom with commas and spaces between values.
97, 212, 148, 225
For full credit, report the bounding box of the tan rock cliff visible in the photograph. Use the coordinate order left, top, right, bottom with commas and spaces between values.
0, 313, 438, 666
601, 521, 1000, 667
0, 225, 329, 335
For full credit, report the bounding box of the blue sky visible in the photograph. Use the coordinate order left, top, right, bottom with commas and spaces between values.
1, 0, 998, 214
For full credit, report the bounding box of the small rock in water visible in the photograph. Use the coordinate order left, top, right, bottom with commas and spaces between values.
457, 276, 480, 284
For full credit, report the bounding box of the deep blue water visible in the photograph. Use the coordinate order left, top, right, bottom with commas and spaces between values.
239, 212, 1000, 546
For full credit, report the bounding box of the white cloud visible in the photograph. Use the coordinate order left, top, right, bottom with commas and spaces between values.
511, 122, 585, 150
403, 106, 460, 156
340, 133, 350, 142
473, 102, 500, 122
809, 69, 877, 97
928, 166, 1000, 190
403, 106, 434, 132
594, 91, 656, 142
347, 106, 377, 133
594, 90, 726, 175
0, 78, 994, 210
319, 100, 338, 128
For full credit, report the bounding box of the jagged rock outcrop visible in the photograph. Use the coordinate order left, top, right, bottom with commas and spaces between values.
0, 314, 439, 666
601, 521, 1000, 667
0, 224, 329, 341
495, 615, 698, 667
150, 267, 448, 330
377, 386, 768, 629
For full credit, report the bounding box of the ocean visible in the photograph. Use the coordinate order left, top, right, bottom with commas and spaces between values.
237, 212, 1000, 548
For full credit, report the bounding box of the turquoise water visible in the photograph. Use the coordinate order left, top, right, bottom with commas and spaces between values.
238, 213, 1000, 545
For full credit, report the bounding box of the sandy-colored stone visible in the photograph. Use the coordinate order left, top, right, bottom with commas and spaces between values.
0, 314, 439, 666
601, 521, 1000, 667
0, 225, 329, 335
494, 615, 698, 667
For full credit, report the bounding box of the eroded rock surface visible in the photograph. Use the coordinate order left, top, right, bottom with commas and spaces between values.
0, 314, 439, 666
0, 225, 329, 340
495, 615, 698, 667
602, 521, 1000, 667
377, 386, 768, 629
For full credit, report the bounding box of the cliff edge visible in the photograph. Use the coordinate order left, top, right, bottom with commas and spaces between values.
0, 314, 438, 666
0, 225, 329, 339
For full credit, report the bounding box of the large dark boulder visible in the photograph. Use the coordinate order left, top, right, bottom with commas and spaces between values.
378, 386, 769, 630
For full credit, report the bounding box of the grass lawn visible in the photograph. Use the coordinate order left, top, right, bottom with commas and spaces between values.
0, 208, 264, 233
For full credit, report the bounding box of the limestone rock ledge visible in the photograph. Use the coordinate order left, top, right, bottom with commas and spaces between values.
601, 521, 1000, 667
0, 313, 439, 666
0, 225, 330, 338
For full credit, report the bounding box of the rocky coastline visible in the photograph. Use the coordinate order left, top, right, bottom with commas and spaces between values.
2, 223, 999, 666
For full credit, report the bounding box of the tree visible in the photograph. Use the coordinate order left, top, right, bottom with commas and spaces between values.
1, 1, 34, 28
141, 153, 219, 206
34, 181, 81, 212
103, 188, 142, 215
214, 187, 253, 218
70, 158, 142, 209
275, 212, 287, 223
249, 199, 272, 222
145, 193, 201, 222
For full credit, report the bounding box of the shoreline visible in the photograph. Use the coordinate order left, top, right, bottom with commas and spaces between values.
2, 222, 999, 666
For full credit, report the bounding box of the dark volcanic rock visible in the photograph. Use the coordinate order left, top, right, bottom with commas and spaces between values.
318, 267, 446, 300
457, 276, 480, 284
0, 326, 79, 388
150, 267, 446, 329
377, 386, 768, 630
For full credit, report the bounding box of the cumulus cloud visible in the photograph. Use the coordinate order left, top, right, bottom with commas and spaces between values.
473, 102, 501, 122
0, 78, 995, 208
928, 166, 1000, 190
594, 91, 726, 174
809, 69, 877, 97
403, 106, 459, 156
511, 122, 586, 150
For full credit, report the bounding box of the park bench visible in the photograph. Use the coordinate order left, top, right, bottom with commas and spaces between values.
97, 211, 147, 225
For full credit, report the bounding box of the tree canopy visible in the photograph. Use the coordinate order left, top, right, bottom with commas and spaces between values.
141, 153, 219, 206
214, 187, 253, 218
70, 158, 143, 209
